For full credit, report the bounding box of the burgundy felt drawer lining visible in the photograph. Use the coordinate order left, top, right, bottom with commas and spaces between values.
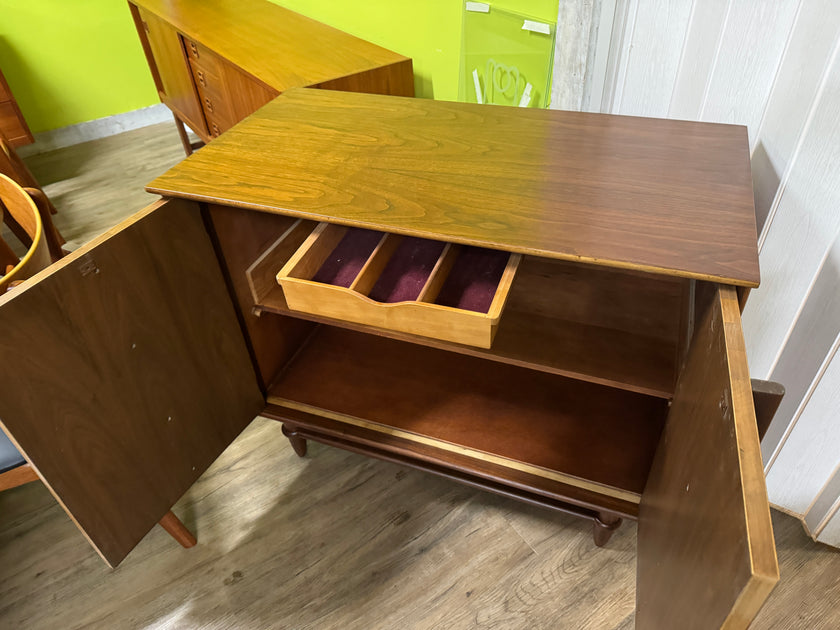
311, 228, 383, 288
307, 226, 511, 316
434, 247, 510, 313
368, 237, 446, 303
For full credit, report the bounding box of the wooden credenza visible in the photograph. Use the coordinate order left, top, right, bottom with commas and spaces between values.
0, 89, 778, 628
128, 0, 414, 152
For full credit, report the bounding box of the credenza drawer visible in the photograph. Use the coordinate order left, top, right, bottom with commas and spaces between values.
183, 37, 223, 76
275, 222, 520, 348
200, 95, 235, 133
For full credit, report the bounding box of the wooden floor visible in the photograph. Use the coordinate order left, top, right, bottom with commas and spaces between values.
0, 124, 838, 629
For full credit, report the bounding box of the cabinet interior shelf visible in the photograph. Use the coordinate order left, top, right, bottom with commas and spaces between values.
246, 217, 683, 399
258, 290, 676, 398
256, 290, 679, 401
266, 326, 670, 504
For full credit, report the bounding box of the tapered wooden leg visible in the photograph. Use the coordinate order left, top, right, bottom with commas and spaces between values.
173, 114, 194, 156
158, 510, 197, 548
282, 424, 308, 457
593, 512, 622, 547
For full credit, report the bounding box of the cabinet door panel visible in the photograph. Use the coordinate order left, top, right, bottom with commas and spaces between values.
636, 285, 778, 629
0, 199, 263, 566
132, 4, 208, 137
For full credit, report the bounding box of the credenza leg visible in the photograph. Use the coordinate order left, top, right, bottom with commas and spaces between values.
173, 114, 194, 156
593, 511, 622, 547
282, 424, 308, 457
158, 510, 197, 548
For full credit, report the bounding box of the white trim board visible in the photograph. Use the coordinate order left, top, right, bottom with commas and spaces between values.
17, 104, 172, 157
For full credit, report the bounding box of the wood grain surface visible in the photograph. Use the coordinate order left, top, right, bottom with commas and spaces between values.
0, 463, 38, 492
206, 204, 316, 390
635, 286, 778, 629
132, 4, 208, 137
276, 223, 521, 349
313, 59, 416, 98
0, 198, 263, 566
0, 68, 33, 147
265, 405, 640, 520
268, 327, 668, 501
148, 88, 760, 286
751, 378, 786, 441
130, 0, 411, 93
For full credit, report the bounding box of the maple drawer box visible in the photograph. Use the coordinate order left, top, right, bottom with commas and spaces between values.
274, 222, 521, 348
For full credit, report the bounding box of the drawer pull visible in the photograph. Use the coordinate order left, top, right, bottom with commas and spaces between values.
211, 123, 221, 137
197, 70, 207, 87
204, 97, 214, 113
189, 41, 199, 59
276, 223, 520, 348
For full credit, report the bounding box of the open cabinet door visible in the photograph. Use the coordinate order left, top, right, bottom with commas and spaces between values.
636, 285, 778, 629
0, 199, 263, 567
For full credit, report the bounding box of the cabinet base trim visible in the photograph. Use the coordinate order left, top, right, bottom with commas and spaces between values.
278, 421, 632, 547
269, 398, 641, 505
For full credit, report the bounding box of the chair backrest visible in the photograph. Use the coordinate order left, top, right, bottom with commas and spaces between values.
0, 173, 50, 292
0, 131, 65, 261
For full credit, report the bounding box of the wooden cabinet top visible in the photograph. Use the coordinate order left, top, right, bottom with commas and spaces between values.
147, 88, 760, 287
130, 0, 409, 91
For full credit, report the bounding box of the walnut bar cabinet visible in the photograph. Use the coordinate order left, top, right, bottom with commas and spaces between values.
0, 89, 778, 629
128, 0, 414, 153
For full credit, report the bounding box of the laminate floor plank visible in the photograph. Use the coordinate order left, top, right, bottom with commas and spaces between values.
23, 122, 186, 250
0, 123, 836, 629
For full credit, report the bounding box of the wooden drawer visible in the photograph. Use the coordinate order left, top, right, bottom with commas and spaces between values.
206, 118, 226, 139
199, 93, 235, 133
183, 37, 223, 76
188, 62, 234, 131
187, 47, 271, 135
190, 64, 223, 101
275, 222, 521, 348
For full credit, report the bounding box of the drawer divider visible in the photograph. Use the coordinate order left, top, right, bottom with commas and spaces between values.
488, 254, 523, 321
349, 233, 402, 295
418, 243, 460, 304
279, 223, 347, 281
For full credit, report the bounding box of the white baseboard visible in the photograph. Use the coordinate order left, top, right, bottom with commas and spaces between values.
18, 103, 172, 157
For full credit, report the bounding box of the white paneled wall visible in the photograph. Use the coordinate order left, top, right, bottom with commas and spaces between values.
611, 0, 693, 116
573, 0, 840, 545
766, 337, 840, 513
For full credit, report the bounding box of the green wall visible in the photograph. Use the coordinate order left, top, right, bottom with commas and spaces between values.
0, 0, 158, 134
276, 0, 558, 101
0, 1, 557, 133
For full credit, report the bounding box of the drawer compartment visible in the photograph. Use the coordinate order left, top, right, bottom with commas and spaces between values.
183, 37, 223, 76
276, 223, 521, 348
